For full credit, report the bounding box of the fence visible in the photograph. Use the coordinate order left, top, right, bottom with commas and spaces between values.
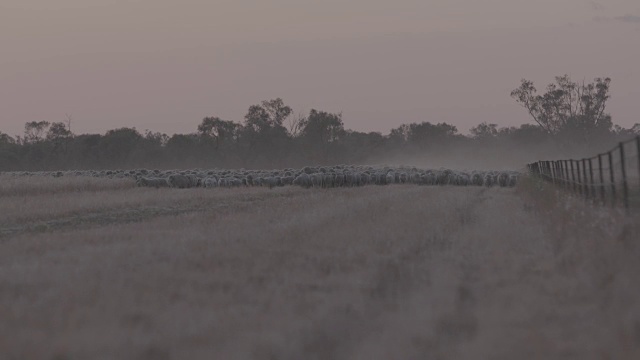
527, 135, 640, 213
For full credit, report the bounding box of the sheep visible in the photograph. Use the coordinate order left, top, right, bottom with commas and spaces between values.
168, 174, 193, 189
310, 173, 324, 188
136, 177, 169, 188
359, 173, 371, 185
28, 165, 521, 191
203, 177, 219, 188
218, 177, 233, 188
323, 173, 336, 188
293, 173, 311, 188
345, 173, 358, 187
281, 176, 295, 186
457, 173, 471, 186
386, 172, 396, 185
183, 174, 199, 187
262, 177, 278, 189
483, 173, 494, 187
471, 173, 484, 186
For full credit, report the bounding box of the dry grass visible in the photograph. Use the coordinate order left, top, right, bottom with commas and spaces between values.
0, 175, 135, 198
0, 183, 290, 228
0, 177, 639, 359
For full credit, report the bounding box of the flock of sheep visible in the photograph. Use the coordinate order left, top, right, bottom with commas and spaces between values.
3, 165, 519, 189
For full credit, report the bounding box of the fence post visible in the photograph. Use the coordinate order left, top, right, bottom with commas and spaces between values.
598, 154, 605, 205
581, 159, 589, 199
570, 160, 577, 194
588, 158, 595, 200
557, 161, 563, 187
556, 161, 562, 188
545, 161, 550, 181
620, 142, 629, 212
538, 161, 542, 178
608, 151, 616, 207
537, 161, 542, 178
550, 161, 556, 185
564, 160, 570, 190
576, 160, 583, 197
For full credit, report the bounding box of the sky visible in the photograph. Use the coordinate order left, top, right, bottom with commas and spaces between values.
1, 0, 639, 137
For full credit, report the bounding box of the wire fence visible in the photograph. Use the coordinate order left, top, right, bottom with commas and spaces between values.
527, 135, 640, 213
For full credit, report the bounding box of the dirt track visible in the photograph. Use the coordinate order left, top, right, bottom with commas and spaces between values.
1, 184, 639, 359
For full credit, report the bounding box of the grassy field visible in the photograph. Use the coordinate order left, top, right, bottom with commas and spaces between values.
1, 176, 639, 359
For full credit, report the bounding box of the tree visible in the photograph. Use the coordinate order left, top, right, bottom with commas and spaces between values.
244, 98, 292, 133
144, 130, 169, 147
46, 122, 72, 141
497, 124, 550, 145
389, 124, 410, 144
286, 111, 307, 137
98, 128, 144, 165
299, 109, 345, 144
261, 98, 292, 128
613, 123, 640, 137
197, 117, 240, 149
407, 122, 458, 145
45, 122, 73, 155
0, 132, 15, 146
470, 122, 498, 139
511, 75, 612, 139
241, 98, 293, 165
23, 121, 50, 144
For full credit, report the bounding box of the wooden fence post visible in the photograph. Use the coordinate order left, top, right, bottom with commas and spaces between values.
582, 159, 589, 199
546, 161, 551, 181
545, 161, 550, 181
569, 159, 578, 193
564, 160, 570, 190
620, 142, 629, 212
598, 154, 605, 205
557, 161, 563, 188
608, 151, 616, 207
576, 160, 583, 197
588, 158, 595, 200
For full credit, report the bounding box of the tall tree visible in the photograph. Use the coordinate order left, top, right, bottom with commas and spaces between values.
23, 121, 50, 144
197, 117, 240, 149
46, 122, 73, 155
46, 122, 72, 141
261, 98, 292, 128
511, 75, 612, 137
98, 128, 144, 165
244, 98, 292, 132
299, 109, 345, 144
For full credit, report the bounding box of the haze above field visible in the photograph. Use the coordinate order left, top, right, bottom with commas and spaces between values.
1, 0, 639, 137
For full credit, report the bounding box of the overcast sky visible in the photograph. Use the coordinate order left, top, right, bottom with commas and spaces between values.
1, 0, 639, 137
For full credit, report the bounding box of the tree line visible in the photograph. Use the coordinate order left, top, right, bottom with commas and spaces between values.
1, 75, 638, 171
